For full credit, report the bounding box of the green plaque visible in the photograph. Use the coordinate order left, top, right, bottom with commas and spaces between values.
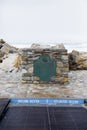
34, 55, 56, 81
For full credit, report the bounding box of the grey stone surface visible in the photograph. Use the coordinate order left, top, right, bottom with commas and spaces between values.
0, 69, 87, 98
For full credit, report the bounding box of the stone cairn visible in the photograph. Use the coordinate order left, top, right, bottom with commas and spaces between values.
21, 44, 69, 84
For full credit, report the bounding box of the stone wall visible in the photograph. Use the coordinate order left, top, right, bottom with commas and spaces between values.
21, 45, 69, 84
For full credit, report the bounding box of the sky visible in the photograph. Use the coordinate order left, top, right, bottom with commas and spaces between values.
0, 0, 87, 44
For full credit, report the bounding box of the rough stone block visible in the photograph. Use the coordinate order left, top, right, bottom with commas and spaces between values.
63, 77, 68, 82
57, 61, 63, 67
22, 73, 33, 77
33, 81, 39, 84
22, 77, 31, 81
21, 80, 27, 84
33, 76, 40, 81
61, 68, 69, 72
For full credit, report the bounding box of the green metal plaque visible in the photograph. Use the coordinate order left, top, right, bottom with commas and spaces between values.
34, 55, 56, 81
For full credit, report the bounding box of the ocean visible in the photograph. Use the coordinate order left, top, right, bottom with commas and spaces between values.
11, 42, 87, 52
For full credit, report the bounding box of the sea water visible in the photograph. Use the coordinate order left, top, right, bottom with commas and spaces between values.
11, 42, 87, 52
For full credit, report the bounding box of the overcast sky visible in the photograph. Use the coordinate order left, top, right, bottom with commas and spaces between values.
0, 0, 87, 44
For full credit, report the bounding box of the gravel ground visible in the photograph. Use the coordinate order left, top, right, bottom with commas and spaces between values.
0, 69, 87, 98
68, 70, 87, 98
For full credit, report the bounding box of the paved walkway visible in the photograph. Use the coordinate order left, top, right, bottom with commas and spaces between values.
0, 68, 87, 98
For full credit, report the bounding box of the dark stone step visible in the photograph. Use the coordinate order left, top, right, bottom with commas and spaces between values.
0, 98, 10, 121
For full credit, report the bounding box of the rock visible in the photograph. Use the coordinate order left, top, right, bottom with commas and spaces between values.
22, 80, 27, 84
57, 61, 63, 67
30, 43, 51, 49
0, 51, 5, 58
33, 81, 39, 84
0, 39, 18, 65
0, 39, 5, 44
9, 49, 17, 53
0, 45, 3, 49
1, 43, 17, 54
0, 39, 18, 56
69, 50, 87, 70
51, 43, 65, 49
30, 43, 41, 49
9, 69, 14, 73
33, 76, 40, 81
0, 51, 5, 63
63, 77, 68, 82
0, 59, 2, 63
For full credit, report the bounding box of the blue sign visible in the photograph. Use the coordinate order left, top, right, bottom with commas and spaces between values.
10, 98, 84, 105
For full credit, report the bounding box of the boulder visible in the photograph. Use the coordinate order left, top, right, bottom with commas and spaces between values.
9, 49, 17, 53
0, 51, 5, 58
0, 39, 18, 63
1, 43, 18, 54
30, 43, 41, 49
0, 39, 5, 44
69, 50, 87, 70
51, 43, 65, 49
0, 39, 18, 54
